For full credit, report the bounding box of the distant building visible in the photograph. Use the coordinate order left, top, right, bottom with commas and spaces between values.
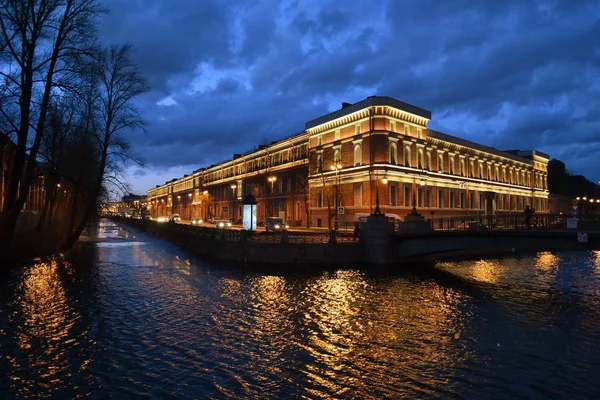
147, 96, 550, 227
1, 134, 45, 213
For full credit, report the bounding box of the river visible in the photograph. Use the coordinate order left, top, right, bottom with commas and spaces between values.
1, 219, 599, 398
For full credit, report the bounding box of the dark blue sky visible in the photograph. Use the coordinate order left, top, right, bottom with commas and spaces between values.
98, 0, 600, 194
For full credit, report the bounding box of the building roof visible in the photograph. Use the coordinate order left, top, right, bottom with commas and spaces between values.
427, 129, 540, 164
305, 96, 432, 129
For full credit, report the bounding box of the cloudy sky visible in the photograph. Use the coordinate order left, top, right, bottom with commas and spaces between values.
98, 0, 600, 194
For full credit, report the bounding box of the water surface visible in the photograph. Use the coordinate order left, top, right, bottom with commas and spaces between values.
1, 219, 599, 398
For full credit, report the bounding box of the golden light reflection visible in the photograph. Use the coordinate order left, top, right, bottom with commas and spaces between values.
468, 259, 501, 283
534, 252, 560, 271
8, 259, 84, 396
298, 270, 468, 396
593, 250, 600, 274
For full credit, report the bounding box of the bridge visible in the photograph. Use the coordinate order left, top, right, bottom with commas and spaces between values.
389, 213, 600, 262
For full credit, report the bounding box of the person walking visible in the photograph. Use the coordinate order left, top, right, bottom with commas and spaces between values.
353, 222, 361, 241
524, 205, 534, 229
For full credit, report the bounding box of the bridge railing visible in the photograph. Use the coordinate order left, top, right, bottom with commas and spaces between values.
428, 213, 570, 232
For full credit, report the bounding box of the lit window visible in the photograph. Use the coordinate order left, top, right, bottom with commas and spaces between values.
334, 148, 341, 164
404, 146, 411, 167
354, 144, 362, 166
389, 143, 397, 165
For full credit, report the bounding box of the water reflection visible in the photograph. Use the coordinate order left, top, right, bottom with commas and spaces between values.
1, 220, 600, 398
2, 259, 91, 398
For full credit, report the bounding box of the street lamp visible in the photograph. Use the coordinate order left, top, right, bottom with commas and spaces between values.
188, 193, 192, 220
230, 184, 237, 221
268, 176, 277, 191
268, 176, 277, 217
331, 163, 342, 230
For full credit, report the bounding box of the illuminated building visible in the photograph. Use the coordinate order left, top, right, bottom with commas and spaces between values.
147, 96, 549, 227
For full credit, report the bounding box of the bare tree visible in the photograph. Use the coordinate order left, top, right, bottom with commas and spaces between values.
61, 44, 148, 250
0, 0, 104, 248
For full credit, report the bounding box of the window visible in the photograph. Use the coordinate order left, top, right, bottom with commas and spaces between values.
417, 149, 424, 169
390, 183, 397, 206
389, 142, 397, 165
404, 146, 411, 167
316, 153, 323, 173
460, 191, 465, 209
438, 188, 444, 208
469, 192, 475, 209
317, 190, 323, 207
438, 154, 444, 172
503, 169, 507, 183
495, 166, 499, 181
479, 163, 483, 179
450, 191, 456, 208
334, 148, 341, 164
354, 144, 362, 166
470, 161, 474, 178
417, 187, 423, 207
353, 183, 362, 206
426, 152, 432, 170
404, 185, 411, 207
450, 157, 455, 175
488, 165, 492, 180
460, 159, 465, 176
426, 188, 431, 207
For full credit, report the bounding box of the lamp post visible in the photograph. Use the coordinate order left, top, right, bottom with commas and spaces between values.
330, 163, 342, 230
188, 193, 192, 220
268, 176, 277, 217
230, 184, 237, 221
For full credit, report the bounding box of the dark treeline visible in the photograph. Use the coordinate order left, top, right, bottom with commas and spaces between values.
0, 0, 148, 262
548, 159, 598, 197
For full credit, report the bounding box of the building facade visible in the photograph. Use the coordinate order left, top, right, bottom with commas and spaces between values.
147, 96, 549, 228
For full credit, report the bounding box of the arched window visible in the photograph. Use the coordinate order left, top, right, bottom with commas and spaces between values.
354, 144, 362, 166
333, 148, 341, 164
426, 152, 432, 170
417, 149, 424, 169
460, 159, 465, 176
470, 161, 474, 177
404, 146, 411, 167
316, 153, 323, 173
389, 143, 397, 165
438, 154, 444, 172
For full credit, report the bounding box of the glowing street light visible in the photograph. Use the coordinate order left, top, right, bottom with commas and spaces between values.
331, 164, 342, 230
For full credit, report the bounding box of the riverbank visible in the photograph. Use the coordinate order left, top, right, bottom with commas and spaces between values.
111, 217, 600, 267
114, 217, 362, 267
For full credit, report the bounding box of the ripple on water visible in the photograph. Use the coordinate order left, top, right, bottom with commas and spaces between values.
1, 220, 600, 398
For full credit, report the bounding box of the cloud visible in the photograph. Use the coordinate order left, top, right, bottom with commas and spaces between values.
98, 0, 600, 194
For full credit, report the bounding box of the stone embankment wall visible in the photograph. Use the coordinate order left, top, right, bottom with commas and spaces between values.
392, 230, 600, 262
115, 218, 362, 267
